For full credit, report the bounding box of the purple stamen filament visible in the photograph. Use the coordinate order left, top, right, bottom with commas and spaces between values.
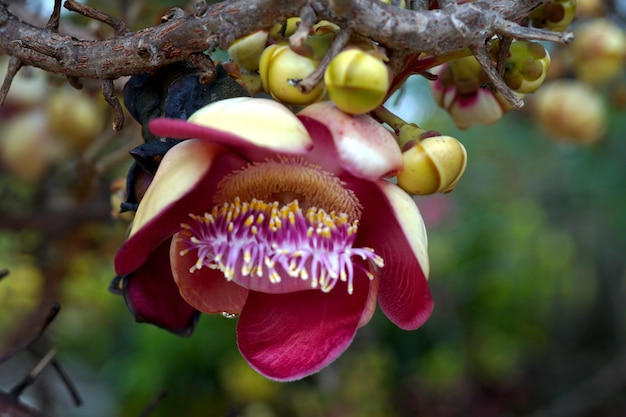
179, 198, 384, 294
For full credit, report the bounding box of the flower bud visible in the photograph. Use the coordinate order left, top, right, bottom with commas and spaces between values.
324, 48, 391, 114
46, 87, 105, 151
431, 57, 516, 129
0, 109, 68, 183
532, 80, 606, 144
529, 0, 578, 32
227, 30, 269, 72
269, 17, 301, 40
397, 136, 467, 195
492, 41, 551, 94
259, 43, 325, 106
571, 19, 626, 85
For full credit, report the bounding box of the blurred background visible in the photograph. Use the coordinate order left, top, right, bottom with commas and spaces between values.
1, 0, 625, 416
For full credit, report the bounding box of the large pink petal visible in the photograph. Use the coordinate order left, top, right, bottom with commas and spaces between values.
149, 97, 313, 160
237, 271, 371, 381
351, 179, 433, 330
298, 101, 403, 180
116, 240, 199, 336
170, 233, 249, 315
114, 140, 245, 275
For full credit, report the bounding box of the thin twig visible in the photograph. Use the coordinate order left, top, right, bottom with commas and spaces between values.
138, 389, 170, 417
297, 26, 353, 94
101, 78, 125, 130
63, 0, 129, 36
9, 349, 58, 398
0, 56, 22, 108
0, 304, 61, 365
290, 4, 317, 54
45, 0, 63, 32
471, 43, 523, 108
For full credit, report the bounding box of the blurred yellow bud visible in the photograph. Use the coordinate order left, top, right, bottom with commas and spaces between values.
576, 0, 605, 17
324, 48, 390, 114
571, 19, 626, 85
397, 136, 467, 195
46, 88, 105, 151
532, 80, 607, 144
0, 109, 68, 183
259, 43, 325, 106
227, 30, 269, 72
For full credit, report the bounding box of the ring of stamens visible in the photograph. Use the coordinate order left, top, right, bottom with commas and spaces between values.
179, 198, 384, 294
214, 157, 362, 221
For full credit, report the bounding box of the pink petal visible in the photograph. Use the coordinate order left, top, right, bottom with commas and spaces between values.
351, 179, 433, 330
118, 240, 199, 336
149, 97, 313, 160
170, 233, 249, 315
237, 272, 371, 381
115, 140, 245, 275
298, 101, 403, 180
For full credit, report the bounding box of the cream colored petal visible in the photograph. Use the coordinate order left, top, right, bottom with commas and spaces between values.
187, 97, 313, 154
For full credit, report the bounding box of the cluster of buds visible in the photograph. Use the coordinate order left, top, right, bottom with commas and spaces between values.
432, 40, 551, 130
0, 62, 106, 183
227, 17, 391, 114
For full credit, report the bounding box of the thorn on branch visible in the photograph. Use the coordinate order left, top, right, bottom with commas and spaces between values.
161, 8, 185, 23
297, 27, 353, 94
102, 79, 124, 131
496, 19, 574, 45
11, 38, 62, 60
0, 56, 22, 108
64, 0, 129, 36
193, 0, 208, 17
67, 75, 83, 89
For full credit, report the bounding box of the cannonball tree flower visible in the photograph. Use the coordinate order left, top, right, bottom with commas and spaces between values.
112, 97, 433, 381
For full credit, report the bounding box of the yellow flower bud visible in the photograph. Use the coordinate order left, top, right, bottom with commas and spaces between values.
269, 17, 301, 40
0, 109, 69, 183
324, 48, 391, 115
397, 136, 467, 195
46, 87, 105, 151
532, 80, 607, 144
571, 19, 626, 85
227, 30, 269, 72
259, 43, 325, 106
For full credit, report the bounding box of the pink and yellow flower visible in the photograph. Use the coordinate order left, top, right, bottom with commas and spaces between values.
113, 97, 433, 381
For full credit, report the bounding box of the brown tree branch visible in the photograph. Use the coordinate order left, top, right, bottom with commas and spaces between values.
0, 0, 571, 116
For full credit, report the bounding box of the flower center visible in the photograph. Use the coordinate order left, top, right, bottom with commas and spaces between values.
214, 157, 362, 221
179, 198, 384, 294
